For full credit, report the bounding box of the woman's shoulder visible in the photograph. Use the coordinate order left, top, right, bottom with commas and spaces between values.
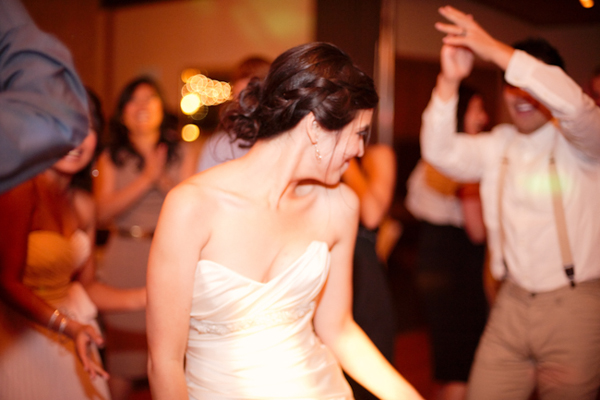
167, 175, 210, 206
165, 169, 229, 215
319, 182, 360, 221
180, 164, 229, 192
309, 183, 359, 247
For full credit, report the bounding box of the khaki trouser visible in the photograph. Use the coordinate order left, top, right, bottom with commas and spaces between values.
467, 279, 600, 400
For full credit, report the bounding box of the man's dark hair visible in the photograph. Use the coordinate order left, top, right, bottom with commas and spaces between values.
512, 37, 565, 71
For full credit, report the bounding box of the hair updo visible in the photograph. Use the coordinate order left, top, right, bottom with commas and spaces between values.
221, 42, 379, 146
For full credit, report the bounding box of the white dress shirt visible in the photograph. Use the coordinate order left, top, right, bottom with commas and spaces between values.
421, 50, 600, 293
405, 160, 464, 228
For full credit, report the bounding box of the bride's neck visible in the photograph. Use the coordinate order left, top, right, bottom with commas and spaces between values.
242, 134, 314, 208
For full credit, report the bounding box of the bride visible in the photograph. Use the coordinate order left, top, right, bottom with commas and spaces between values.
146, 42, 423, 400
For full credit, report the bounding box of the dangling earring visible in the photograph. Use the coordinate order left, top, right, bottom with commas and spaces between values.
311, 121, 322, 162
314, 141, 322, 162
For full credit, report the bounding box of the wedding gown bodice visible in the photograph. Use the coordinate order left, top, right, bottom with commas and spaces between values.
186, 241, 353, 400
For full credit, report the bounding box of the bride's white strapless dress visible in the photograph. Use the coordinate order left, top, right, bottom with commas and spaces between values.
186, 241, 354, 400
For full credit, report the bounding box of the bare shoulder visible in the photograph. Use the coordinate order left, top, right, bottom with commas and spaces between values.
320, 183, 360, 236
163, 176, 213, 219
154, 167, 237, 260
331, 182, 360, 210
160, 168, 230, 227
175, 166, 228, 202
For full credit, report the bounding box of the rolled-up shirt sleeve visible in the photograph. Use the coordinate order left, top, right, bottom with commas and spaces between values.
420, 91, 488, 183
0, 0, 89, 192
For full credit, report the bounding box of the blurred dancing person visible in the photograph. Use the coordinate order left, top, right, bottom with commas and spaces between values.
422, 6, 600, 399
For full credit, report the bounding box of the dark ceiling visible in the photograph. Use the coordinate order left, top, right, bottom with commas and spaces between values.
472, 0, 600, 25
101, 0, 600, 26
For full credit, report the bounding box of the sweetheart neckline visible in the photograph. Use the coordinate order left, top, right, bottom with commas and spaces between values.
197, 240, 329, 285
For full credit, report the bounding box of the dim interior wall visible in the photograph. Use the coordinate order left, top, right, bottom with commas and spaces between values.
21, 0, 106, 99
22, 0, 314, 116
18, 0, 600, 119
111, 0, 315, 112
540, 23, 600, 89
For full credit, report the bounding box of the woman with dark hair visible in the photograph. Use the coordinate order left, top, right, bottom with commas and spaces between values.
405, 84, 490, 400
71, 88, 105, 192
93, 76, 191, 400
147, 42, 423, 400
0, 88, 145, 400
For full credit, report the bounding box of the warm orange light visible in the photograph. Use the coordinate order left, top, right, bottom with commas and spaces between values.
181, 68, 202, 83
580, 0, 594, 8
181, 93, 201, 115
181, 72, 232, 109
181, 124, 200, 142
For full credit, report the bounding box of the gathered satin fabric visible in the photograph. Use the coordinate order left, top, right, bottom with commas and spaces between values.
186, 241, 353, 400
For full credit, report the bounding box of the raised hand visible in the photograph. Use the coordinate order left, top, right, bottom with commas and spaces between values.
440, 44, 474, 83
435, 5, 513, 71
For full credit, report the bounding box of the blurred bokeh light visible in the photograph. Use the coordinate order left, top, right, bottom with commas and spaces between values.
181, 123, 200, 142
180, 73, 232, 115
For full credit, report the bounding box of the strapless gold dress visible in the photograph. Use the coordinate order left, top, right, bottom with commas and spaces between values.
0, 230, 110, 400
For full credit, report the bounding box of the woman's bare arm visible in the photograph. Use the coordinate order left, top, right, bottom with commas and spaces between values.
93, 150, 165, 226
313, 185, 423, 400
147, 183, 209, 399
73, 189, 146, 311
342, 144, 396, 230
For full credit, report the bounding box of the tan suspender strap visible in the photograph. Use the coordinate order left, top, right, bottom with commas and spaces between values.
549, 151, 576, 287
497, 133, 575, 287
497, 152, 509, 278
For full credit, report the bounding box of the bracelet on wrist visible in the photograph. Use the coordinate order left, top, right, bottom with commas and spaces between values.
58, 317, 68, 336
47, 309, 60, 330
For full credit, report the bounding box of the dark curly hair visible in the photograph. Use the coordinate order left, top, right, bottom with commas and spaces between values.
512, 37, 565, 71
71, 88, 104, 192
221, 42, 379, 146
107, 76, 179, 169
